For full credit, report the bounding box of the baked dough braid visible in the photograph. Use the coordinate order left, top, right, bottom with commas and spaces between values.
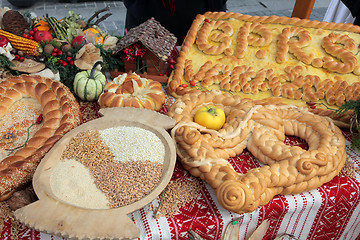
196, 20, 233, 55
236, 22, 273, 59
322, 33, 357, 74
276, 27, 312, 64
0, 75, 81, 201
168, 90, 346, 213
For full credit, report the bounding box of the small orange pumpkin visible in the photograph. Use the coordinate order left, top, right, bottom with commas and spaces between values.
36, 20, 53, 34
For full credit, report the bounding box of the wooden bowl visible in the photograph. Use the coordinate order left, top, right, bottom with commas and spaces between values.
14, 107, 177, 240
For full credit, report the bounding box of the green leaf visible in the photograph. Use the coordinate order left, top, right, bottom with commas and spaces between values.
99, 46, 124, 71
336, 99, 360, 151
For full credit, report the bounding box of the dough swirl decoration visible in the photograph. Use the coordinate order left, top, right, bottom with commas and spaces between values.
168, 90, 346, 213
98, 72, 165, 111
0, 75, 81, 201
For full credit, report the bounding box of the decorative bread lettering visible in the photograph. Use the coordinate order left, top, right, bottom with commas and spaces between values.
322, 33, 357, 74
168, 12, 360, 126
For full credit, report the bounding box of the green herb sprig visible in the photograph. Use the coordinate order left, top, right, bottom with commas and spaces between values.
335, 99, 360, 150
99, 43, 124, 72
6, 114, 43, 156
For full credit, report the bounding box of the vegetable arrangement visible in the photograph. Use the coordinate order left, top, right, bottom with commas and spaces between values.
0, 7, 123, 93
0, 29, 41, 56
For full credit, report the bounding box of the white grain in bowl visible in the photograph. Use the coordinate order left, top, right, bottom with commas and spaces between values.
100, 126, 165, 164
50, 159, 109, 209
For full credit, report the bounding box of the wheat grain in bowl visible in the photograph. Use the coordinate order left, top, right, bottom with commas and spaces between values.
50, 126, 165, 209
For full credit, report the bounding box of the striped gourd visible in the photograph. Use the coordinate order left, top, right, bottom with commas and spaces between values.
0, 29, 42, 56
47, 17, 68, 41
73, 61, 106, 101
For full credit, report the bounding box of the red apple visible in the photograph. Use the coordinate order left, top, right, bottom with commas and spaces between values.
0, 35, 9, 47
71, 35, 87, 48
34, 31, 53, 44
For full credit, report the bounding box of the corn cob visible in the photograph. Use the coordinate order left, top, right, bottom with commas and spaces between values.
0, 29, 42, 56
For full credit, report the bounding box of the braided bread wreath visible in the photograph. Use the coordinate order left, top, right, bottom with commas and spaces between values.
0, 75, 81, 201
168, 90, 347, 213
98, 72, 165, 111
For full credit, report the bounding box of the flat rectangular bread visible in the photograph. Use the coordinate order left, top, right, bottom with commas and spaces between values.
167, 12, 360, 126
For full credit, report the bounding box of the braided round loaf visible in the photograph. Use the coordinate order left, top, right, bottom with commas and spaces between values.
168, 90, 346, 213
98, 73, 165, 111
0, 75, 81, 201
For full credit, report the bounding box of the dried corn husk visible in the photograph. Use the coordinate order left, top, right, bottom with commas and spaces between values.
10, 58, 45, 73
273, 233, 298, 240
74, 43, 103, 70
222, 216, 244, 240
32, 68, 60, 80
0, 42, 14, 61
189, 230, 205, 240
248, 219, 270, 240
102, 35, 118, 51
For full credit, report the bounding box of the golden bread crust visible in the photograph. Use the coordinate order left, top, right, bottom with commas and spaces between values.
168, 90, 346, 213
0, 75, 81, 201
98, 73, 166, 111
167, 12, 360, 126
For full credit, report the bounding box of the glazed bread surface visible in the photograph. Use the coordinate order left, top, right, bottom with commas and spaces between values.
0, 75, 81, 201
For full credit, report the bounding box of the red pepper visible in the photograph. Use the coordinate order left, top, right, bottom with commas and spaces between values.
36, 114, 43, 124
169, 64, 175, 70
190, 80, 195, 86
168, 59, 176, 64
205, 19, 209, 22
182, 84, 188, 88
306, 101, 316, 106
310, 105, 316, 109
172, 171, 182, 179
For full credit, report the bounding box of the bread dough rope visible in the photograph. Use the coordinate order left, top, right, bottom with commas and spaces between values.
0, 75, 81, 201
168, 90, 346, 213
276, 27, 312, 65
322, 33, 357, 74
196, 20, 233, 56
168, 11, 360, 96
98, 73, 165, 111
